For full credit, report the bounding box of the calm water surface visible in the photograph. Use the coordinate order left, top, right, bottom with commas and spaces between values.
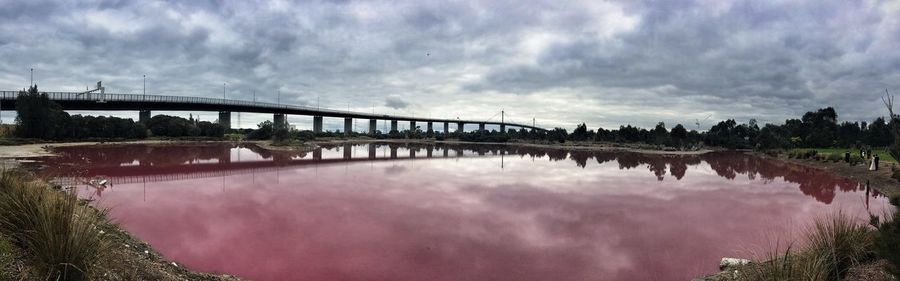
34, 143, 890, 281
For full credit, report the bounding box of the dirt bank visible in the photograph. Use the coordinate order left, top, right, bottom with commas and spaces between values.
755, 152, 900, 198
257, 138, 717, 155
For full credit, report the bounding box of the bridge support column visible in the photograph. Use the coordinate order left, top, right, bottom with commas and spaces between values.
479, 123, 486, 132
368, 144, 377, 159
369, 119, 377, 135
344, 118, 352, 135
139, 110, 151, 124
410, 121, 417, 132
410, 149, 416, 158
313, 116, 323, 133
500, 124, 506, 133
426, 122, 433, 133
457, 122, 464, 133
343, 144, 352, 159
390, 120, 398, 132
443, 122, 450, 134
274, 114, 286, 129
218, 111, 231, 129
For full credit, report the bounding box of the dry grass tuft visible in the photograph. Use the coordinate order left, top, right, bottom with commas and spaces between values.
0, 171, 110, 281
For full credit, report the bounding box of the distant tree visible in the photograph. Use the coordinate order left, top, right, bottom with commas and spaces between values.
548, 128, 568, 143
247, 121, 275, 140
670, 124, 687, 146
868, 117, 893, 147
570, 123, 589, 141
651, 122, 668, 145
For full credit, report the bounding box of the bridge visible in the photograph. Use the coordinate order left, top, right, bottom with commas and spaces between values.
0, 90, 545, 133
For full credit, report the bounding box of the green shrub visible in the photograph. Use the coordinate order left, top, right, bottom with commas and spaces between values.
0, 235, 14, 281
0, 172, 110, 281
826, 153, 843, 162
876, 197, 900, 275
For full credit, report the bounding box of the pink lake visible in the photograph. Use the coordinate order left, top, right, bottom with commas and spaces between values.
34, 143, 890, 281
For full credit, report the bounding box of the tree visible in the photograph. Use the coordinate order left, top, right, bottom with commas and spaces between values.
651, 122, 668, 145
570, 123, 589, 141
670, 124, 688, 147
247, 121, 274, 140
548, 128, 568, 143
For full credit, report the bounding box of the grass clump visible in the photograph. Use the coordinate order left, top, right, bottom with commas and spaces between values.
738, 212, 876, 281
0, 171, 109, 281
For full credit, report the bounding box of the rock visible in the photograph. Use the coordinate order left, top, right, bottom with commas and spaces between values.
720, 257, 751, 270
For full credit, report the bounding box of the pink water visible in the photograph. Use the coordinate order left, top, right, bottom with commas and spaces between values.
35, 143, 890, 281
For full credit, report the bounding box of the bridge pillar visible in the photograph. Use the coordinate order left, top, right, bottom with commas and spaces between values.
368, 143, 377, 159
457, 122, 465, 133
410, 149, 416, 158
218, 111, 231, 129
273, 114, 286, 129
313, 116, 323, 133
390, 147, 398, 159
479, 123, 486, 132
500, 124, 506, 133
369, 119, 377, 135
344, 118, 352, 135
410, 121, 417, 132
313, 149, 322, 160
343, 144, 352, 159
426, 122, 433, 133
443, 122, 450, 134
139, 110, 151, 124
426, 146, 433, 158
443, 149, 449, 157
390, 120, 398, 132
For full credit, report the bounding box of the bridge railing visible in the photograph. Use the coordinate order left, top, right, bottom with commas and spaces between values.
0, 91, 540, 129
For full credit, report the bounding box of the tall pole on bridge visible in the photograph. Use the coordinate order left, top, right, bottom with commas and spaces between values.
143, 75, 146, 100
30, 68, 33, 87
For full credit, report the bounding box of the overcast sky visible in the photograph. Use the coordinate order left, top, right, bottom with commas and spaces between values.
1, 0, 899, 131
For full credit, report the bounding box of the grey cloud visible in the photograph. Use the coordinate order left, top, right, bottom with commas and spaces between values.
385, 96, 410, 109
0, 0, 897, 130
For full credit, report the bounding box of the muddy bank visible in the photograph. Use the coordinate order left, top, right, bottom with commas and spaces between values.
256, 138, 717, 155
756, 152, 900, 199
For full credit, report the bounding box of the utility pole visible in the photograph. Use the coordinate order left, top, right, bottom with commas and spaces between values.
30, 68, 33, 87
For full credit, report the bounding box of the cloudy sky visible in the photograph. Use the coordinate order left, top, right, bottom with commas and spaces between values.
1, 0, 899, 131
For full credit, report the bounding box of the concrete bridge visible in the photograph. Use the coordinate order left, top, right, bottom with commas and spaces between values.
0, 91, 545, 133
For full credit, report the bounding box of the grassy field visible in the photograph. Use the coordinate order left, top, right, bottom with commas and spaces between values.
791, 147, 898, 163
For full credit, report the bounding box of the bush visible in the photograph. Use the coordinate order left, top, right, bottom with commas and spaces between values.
0, 172, 109, 280
876, 197, 900, 275
804, 212, 874, 279
740, 212, 875, 281
826, 153, 843, 162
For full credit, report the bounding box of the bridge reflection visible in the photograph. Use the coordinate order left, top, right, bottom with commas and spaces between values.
36, 142, 881, 205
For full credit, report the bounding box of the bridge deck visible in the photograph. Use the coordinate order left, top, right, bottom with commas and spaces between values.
0, 91, 543, 130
